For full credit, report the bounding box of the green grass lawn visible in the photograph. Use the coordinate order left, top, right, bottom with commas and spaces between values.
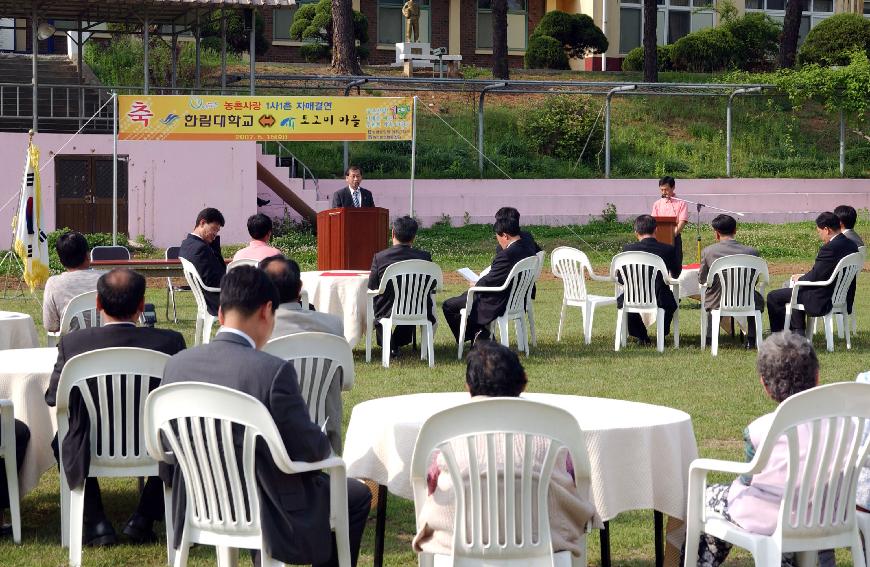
0, 222, 867, 566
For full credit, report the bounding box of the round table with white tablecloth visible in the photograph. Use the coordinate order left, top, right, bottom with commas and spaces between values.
300, 270, 370, 346
344, 391, 698, 521
0, 347, 58, 496
0, 311, 39, 350
345, 392, 699, 567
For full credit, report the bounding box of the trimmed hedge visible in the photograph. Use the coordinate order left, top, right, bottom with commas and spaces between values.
525, 34, 569, 69
799, 14, 870, 67
518, 95, 602, 162
621, 45, 673, 72
671, 27, 738, 72
725, 13, 781, 71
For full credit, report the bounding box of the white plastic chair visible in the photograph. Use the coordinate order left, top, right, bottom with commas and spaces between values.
164, 246, 190, 324
47, 290, 100, 347
179, 257, 219, 346
144, 382, 351, 567
457, 256, 539, 360
0, 399, 21, 544
840, 245, 866, 338
366, 259, 443, 368
90, 245, 131, 262
226, 258, 259, 272
56, 347, 174, 567
699, 255, 769, 356
784, 252, 863, 352
551, 247, 616, 345
684, 382, 870, 567
410, 398, 592, 567
263, 332, 355, 434
610, 251, 680, 353
526, 250, 546, 348
857, 510, 870, 567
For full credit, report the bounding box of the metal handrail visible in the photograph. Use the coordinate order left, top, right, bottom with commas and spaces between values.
257, 140, 321, 200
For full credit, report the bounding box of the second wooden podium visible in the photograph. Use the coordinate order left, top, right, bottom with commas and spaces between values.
316, 207, 390, 270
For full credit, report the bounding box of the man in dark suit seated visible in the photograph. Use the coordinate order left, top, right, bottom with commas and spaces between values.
443, 216, 538, 344
618, 215, 682, 346
179, 207, 226, 316
160, 266, 371, 567
698, 214, 764, 349
495, 207, 542, 254
330, 165, 375, 208
767, 211, 859, 335
0, 419, 28, 537
46, 268, 186, 546
368, 215, 434, 355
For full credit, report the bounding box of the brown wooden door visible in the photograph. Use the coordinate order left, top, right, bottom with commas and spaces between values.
55, 156, 127, 235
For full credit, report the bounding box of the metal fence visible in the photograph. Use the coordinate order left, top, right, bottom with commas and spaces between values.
3, 75, 861, 179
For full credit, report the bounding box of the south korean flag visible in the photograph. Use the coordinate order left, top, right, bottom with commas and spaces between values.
13, 140, 50, 292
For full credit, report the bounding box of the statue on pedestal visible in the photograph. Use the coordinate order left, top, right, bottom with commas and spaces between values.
402, 0, 420, 43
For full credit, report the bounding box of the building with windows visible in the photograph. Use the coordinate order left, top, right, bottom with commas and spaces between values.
261, 0, 870, 69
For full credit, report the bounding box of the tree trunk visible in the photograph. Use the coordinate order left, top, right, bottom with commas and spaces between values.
492, 0, 509, 80
778, 0, 803, 68
642, 0, 658, 82
331, 0, 363, 75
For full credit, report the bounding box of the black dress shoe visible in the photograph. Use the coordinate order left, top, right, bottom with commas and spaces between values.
745, 338, 757, 350
122, 513, 157, 544
84, 519, 117, 547
636, 336, 652, 346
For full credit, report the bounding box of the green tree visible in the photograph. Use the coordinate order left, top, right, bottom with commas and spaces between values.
531, 11, 608, 60
288, 0, 369, 65
201, 9, 270, 56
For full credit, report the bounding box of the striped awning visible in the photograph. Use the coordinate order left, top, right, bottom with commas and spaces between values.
0, 1, 295, 25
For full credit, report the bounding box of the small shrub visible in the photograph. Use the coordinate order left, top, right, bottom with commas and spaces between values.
724, 13, 781, 71
132, 234, 156, 255
518, 95, 602, 162
600, 203, 618, 223
799, 14, 870, 67
300, 42, 330, 63
621, 45, 673, 72
671, 27, 738, 72
525, 35, 569, 70
46, 229, 129, 273
432, 213, 452, 228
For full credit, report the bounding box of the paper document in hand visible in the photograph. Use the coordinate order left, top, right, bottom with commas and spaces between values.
457, 268, 480, 284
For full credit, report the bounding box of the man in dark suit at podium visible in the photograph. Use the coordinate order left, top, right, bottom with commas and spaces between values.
330, 165, 375, 208
368, 216, 433, 354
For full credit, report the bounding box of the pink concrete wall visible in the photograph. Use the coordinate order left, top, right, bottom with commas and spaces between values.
360, 178, 870, 226
0, 133, 256, 248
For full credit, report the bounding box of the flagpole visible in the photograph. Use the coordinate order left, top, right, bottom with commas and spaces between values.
112, 92, 118, 246
410, 96, 417, 218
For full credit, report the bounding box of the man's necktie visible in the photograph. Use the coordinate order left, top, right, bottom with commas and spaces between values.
352, 190, 360, 208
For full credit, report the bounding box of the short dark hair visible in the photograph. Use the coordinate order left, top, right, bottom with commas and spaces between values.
261, 256, 301, 304
757, 331, 818, 403
56, 231, 89, 269
493, 216, 520, 237
711, 214, 737, 236
495, 207, 520, 222
659, 176, 676, 188
815, 211, 840, 231
97, 268, 146, 319
247, 213, 273, 240
219, 265, 279, 317
834, 205, 858, 230
392, 216, 418, 244
465, 341, 527, 397
195, 207, 225, 227
345, 165, 362, 176
634, 214, 657, 236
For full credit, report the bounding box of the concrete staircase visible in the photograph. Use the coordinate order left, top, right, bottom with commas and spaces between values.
256, 144, 330, 222
0, 53, 109, 133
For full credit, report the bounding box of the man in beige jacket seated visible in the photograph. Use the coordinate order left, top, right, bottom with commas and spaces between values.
412, 340, 599, 557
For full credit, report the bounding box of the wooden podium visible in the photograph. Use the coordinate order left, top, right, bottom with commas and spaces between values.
653, 216, 677, 246
316, 207, 390, 270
